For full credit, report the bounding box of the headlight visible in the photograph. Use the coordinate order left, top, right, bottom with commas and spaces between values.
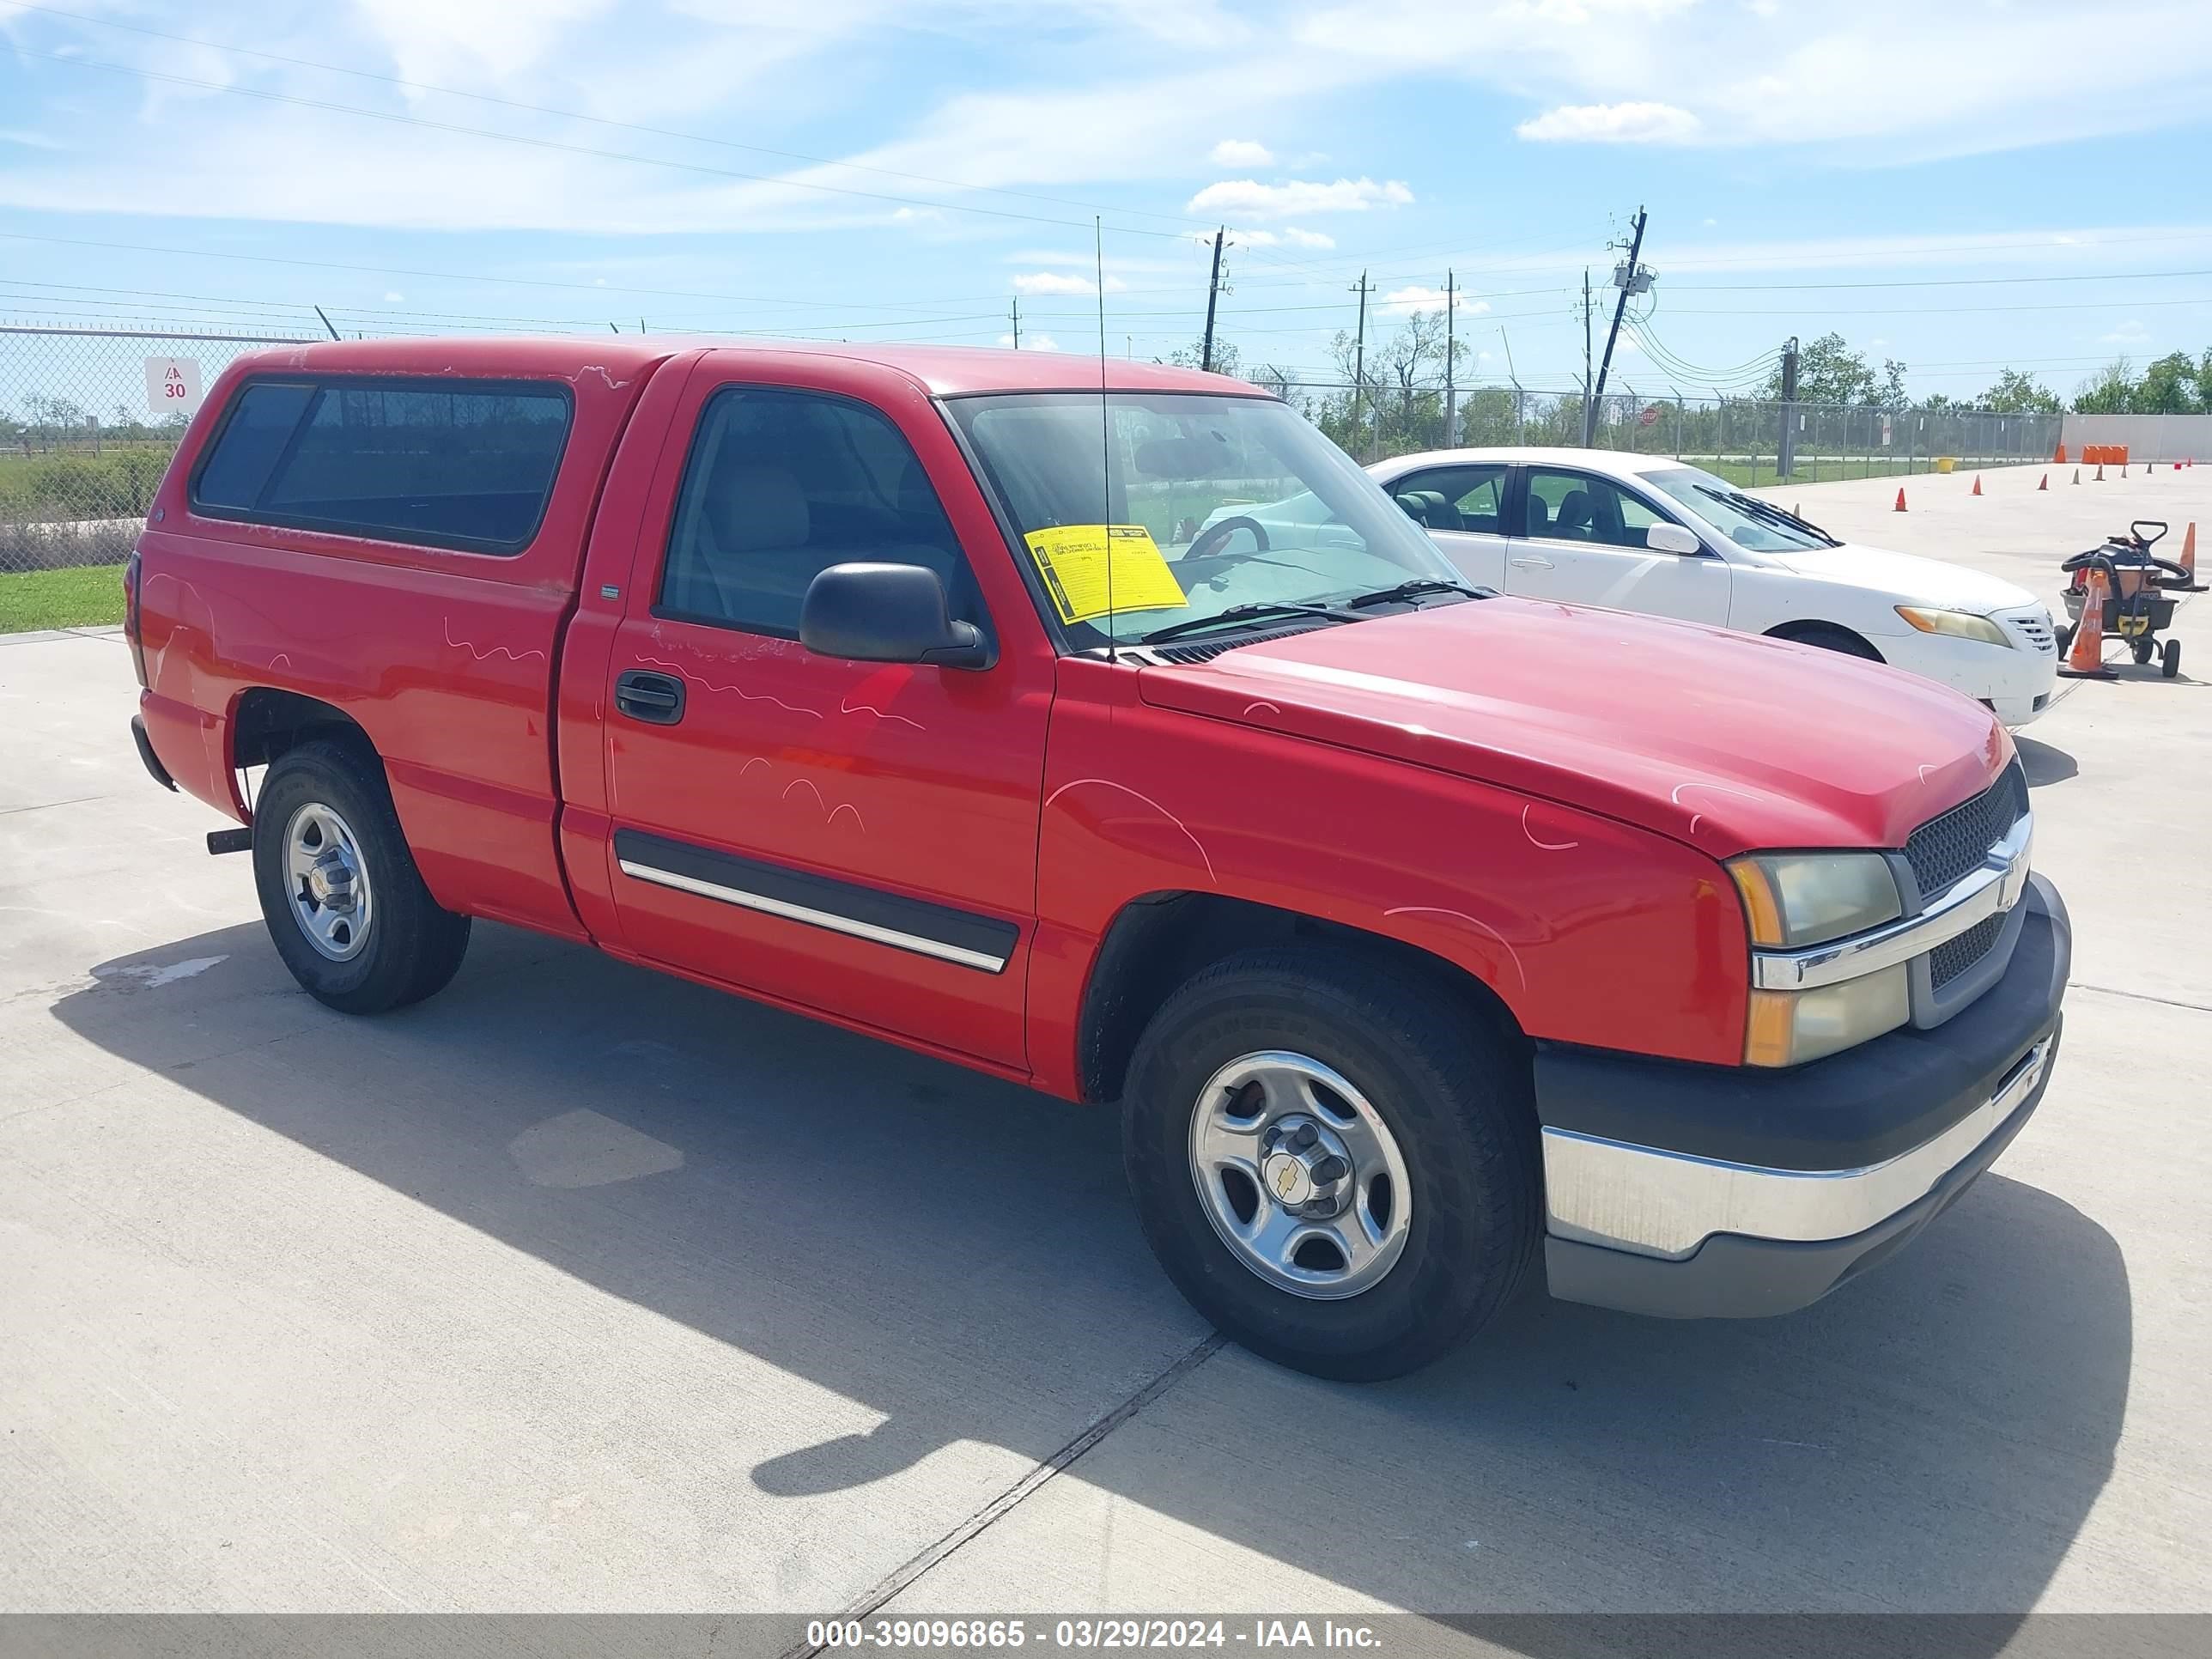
1744, 964, 1910, 1066
1728, 852, 1902, 949
1895, 605, 2012, 647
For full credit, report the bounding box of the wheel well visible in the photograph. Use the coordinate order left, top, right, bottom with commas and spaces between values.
231, 688, 371, 774
1765, 620, 1885, 663
1076, 891, 1528, 1106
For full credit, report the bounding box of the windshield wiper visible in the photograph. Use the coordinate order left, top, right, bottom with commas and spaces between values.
1342, 577, 1492, 610
1697, 485, 1840, 546
1137, 600, 1362, 645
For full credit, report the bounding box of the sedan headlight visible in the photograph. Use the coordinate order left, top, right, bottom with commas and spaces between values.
1895, 605, 2012, 647
1728, 852, 1901, 949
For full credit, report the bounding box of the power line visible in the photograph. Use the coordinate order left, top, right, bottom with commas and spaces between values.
1672, 265, 2212, 292
9, 2, 1231, 234
7, 45, 1200, 241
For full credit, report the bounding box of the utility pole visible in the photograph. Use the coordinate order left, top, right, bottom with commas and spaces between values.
1200, 226, 1227, 373
1010, 298, 1021, 349
1501, 325, 1524, 442
1351, 271, 1371, 457
1589, 205, 1652, 446
1580, 269, 1594, 444
1443, 270, 1457, 447
1778, 335, 1801, 477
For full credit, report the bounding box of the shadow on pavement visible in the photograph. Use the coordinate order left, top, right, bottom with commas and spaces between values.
52, 921, 2130, 1625
2014, 736, 2078, 788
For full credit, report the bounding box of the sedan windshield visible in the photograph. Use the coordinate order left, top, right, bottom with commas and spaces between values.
1644, 466, 1836, 553
948, 392, 1463, 647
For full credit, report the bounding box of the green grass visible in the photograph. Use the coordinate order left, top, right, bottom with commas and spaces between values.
0, 563, 127, 633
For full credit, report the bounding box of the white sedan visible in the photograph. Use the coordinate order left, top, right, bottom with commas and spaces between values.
1353, 447, 2059, 726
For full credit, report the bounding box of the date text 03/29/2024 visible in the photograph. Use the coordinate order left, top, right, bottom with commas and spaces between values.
805, 1620, 1383, 1650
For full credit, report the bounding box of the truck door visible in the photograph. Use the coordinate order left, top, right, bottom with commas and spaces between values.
598, 362, 1053, 1070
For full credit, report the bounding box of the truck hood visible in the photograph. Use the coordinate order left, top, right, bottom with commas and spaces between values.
1137, 597, 2013, 856
1757, 541, 2041, 615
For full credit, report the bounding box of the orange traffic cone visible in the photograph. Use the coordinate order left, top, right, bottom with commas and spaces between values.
2180, 521, 2202, 590
2038, 472, 2049, 491
1893, 487, 1908, 512
2054, 444, 2068, 464
1972, 474, 1983, 496
2059, 568, 2116, 679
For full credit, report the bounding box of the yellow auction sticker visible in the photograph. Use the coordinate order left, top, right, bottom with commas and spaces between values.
1022, 524, 1188, 625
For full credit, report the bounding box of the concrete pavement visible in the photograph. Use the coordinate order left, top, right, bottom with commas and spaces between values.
2, 473, 2207, 1620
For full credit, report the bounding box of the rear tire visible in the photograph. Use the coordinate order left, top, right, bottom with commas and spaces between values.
1770, 622, 1883, 662
2055, 623, 2075, 658
2163, 639, 2182, 678
2132, 636, 2155, 665
1121, 946, 1540, 1382
252, 738, 471, 1014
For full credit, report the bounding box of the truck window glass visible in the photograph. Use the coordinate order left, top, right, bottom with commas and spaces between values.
659, 387, 981, 638
947, 392, 1455, 649
191, 377, 571, 554
191, 382, 313, 512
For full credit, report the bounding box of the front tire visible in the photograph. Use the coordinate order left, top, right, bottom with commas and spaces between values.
252, 738, 471, 1014
1121, 947, 1540, 1381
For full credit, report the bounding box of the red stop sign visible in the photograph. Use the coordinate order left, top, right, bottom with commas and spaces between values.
1638, 404, 1662, 427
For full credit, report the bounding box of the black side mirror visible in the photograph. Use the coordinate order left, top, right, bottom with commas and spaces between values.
800, 562, 994, 670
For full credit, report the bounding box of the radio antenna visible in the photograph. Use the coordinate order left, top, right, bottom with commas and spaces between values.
1097, 216, 1115, 662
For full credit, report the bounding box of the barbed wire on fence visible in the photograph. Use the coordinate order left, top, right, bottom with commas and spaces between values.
3, 325, 2065, 576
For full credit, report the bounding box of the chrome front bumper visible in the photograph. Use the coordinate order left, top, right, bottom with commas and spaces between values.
1543, 1036, 2051, 1261
1534, 872, 2069, 1320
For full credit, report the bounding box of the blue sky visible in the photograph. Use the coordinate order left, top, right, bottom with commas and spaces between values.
3, 0, 2211, 401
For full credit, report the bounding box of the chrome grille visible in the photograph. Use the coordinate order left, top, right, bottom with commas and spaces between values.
1929, 911, 2005, 989
1905, 762, 2029, 898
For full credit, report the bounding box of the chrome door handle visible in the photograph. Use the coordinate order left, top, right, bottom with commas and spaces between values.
1509, 556, 1553, 569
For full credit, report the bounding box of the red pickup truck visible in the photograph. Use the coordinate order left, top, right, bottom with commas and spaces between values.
126, 337, 2067, 1378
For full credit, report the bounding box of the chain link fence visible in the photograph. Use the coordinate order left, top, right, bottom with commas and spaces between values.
4, 325, 2067, 576
2, 325, 319, 574
1261, 377, 2063, 484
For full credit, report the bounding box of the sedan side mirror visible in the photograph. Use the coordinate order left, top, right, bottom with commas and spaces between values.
800, 562, 994, 670
1645, 522, 1703, 556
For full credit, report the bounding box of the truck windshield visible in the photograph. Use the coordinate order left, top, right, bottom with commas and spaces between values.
947, 391, 1461, 648
1644, 465, 1836, 553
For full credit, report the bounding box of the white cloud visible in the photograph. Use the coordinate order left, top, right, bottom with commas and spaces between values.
1516, 102, 1701, 144
1186, 177, 1413, 220
1012, 270, 1128, 296
1206, 224, 1337, 251
1208, 138, 1275, 167
1380, 284, 1490, 318
2100, 320, 2151, 345
383, 290, 405, 301
0, 129, 63, 149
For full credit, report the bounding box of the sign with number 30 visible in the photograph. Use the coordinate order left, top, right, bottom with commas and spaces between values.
143, 356, 204, 416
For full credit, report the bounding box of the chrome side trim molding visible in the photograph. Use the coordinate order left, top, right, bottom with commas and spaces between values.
1753, 812, 2033, 992
1541, 1037, 2051, 1260
616, 859, 1010, 974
